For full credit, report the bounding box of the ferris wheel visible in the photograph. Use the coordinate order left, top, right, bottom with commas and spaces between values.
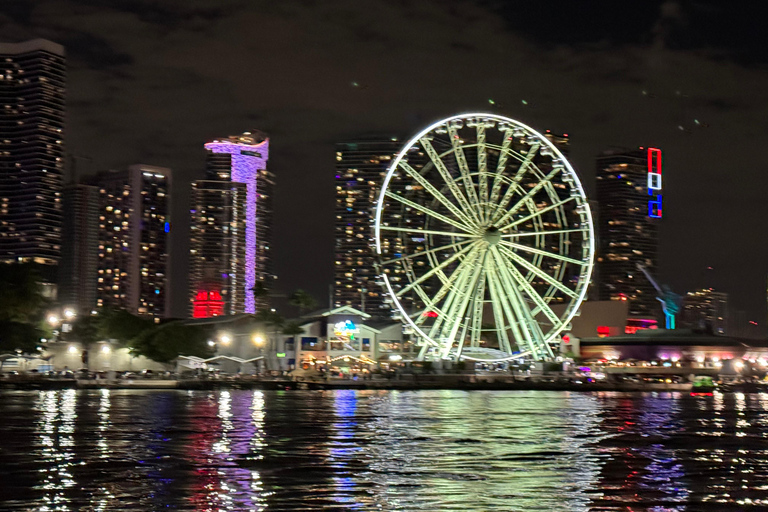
373, 113, 594, 362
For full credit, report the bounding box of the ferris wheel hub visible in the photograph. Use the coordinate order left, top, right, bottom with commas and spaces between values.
483, 227, 501, 246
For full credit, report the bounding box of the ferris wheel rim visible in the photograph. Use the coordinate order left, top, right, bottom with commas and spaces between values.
374, 112, 595, 361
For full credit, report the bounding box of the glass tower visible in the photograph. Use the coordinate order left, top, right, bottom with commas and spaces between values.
595, 148, 661, 319
0, 39, 65, 271
334, 138, 403, 316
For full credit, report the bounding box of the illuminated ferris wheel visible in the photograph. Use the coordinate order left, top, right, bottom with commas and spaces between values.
373, 113, 594, 361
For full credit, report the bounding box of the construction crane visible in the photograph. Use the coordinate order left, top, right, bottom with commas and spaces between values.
636, 263, 681, 329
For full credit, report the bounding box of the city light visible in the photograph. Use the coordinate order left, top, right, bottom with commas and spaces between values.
63, 309, 76, 320
252, 335, 264, 346
219, 333, 232, 345
101, 345, 110, 354
47, 314, 59, 326
68, 345, 78, 354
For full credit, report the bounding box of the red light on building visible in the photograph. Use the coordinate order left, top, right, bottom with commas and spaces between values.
563, 335, 571, 343
422, 311, 439, 318
596, 326, 611, 337
193, 288, 225, 318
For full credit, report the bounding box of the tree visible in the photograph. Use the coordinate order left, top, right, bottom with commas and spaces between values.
289, 289, 317, 316
0, 321, 42, 354
254, 309, 285, 329
0, 264, 48, 354
251, 281, 270, 309
70, 315, 101, 345
129, 322, 214, 364
0, 263, 49, 324
96, 308, 153, 345
282, 321, 304, 337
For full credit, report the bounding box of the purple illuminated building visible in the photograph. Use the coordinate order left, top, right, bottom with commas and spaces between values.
190, 132, 275, 315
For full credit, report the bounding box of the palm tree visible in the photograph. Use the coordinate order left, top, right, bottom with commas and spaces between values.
250, 281, 270, 310
289, 289, 317, 316
254, 309, 284, 371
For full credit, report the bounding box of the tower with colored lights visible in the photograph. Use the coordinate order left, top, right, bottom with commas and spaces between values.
334, 137, 403, 316
87, 165, 171, 319
595, 147, 663, 319
189, 132, 274, 316
0, 39, 65, 283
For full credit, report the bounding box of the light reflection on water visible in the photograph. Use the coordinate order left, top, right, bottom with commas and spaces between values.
2, 390, 768, 510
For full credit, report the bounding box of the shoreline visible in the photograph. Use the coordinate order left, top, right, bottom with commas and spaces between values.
0, 376, 758, 393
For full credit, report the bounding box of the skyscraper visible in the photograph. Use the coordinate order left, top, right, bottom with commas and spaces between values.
595, 147, 663, 319
334, 138, 402, 316
58, 184, 99, 313
189, 132, 274, 316
683, 288, 728, 334
88, 165, 171, 319
0, 39, 65, 276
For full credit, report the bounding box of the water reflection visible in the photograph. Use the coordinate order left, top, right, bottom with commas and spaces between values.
2, 390, 768, 510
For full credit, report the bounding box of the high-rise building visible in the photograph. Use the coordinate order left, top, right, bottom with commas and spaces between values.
0, 39, 65, 276
58, 184, 99, 313
334, 138, 403, 316
189, 132, 274, 316
595, 147, 663, 319
88, 165, 171, 319
683, 288, 728, 334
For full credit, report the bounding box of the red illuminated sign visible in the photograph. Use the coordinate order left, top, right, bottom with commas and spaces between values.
193, 289, 225, 318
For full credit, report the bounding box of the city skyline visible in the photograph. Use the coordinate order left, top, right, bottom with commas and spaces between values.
1, 1, 767, 329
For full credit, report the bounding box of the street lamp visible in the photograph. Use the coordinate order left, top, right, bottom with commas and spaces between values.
64, 309, 76, 320
219, 333, 232, 345
47, 314, 60, 327
252, 334, 264, 346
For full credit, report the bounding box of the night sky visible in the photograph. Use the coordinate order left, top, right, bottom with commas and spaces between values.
3, 1, 768, 328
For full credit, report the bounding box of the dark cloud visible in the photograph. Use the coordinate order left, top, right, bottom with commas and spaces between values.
2, 0, 768, 326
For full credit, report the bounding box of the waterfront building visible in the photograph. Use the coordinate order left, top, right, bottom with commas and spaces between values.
58, 184, 100, 313
682, 288, 728, 334
334, 138, 402, 316
595, 147, 663, 320
87, 165, 171, 319
190, 132, 274, 316
0, 39, 65, 283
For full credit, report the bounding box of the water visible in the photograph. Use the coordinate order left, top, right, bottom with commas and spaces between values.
1, 390, 768, 511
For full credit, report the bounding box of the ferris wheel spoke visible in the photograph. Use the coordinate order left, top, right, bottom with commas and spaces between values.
494, 250, 560, 325
411, 249, 479, 327
486, 262, 526, 355
379, 225, 476, 239
490, 250, 550, 359
489, 144, 540, 224
499, 239, 587, 267
487, 129, 515, 211
494, 166, 562, 228
398, 161, 477, 229
395, 242, 479, 298
476, 124, 489, 225
497, 196, 577, 233
427, 250, 481, 342
501, 227, 588, 239
447, 125, 482, 218
496, 244, 578, 298
419, 137, 482, 225
465, 264, 487, 353
439, 254, 484, 358
486, 273, 513, 354
384, 191, 476, 234
379, 239, 472, 266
